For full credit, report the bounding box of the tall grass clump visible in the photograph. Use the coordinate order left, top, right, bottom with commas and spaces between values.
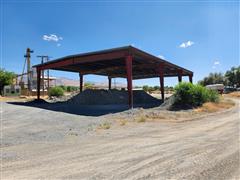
174, 82, 219, 107
49, 86, 64, 97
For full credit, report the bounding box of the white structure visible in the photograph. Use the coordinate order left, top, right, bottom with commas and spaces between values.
3, 85, 21, 96
206, 84, 224, 93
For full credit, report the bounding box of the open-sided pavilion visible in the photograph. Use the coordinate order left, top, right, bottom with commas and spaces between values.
33, 46, 193, 108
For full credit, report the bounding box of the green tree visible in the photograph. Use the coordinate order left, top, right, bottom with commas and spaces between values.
142, 85, 149, 92
225, 66, 240, 88
198, 72, 226, 86
49, 86, 64, 97
0, 69, 16, 94
153, 85, 160, 91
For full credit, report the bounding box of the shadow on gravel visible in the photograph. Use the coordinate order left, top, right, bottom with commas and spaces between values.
8, 99, 162, 116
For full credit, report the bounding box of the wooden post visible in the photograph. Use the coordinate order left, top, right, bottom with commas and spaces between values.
37, 68, 41, 100
189, 74, 193, 83
108, 77, 112, 90
125, 55, 133, 108
159, 63, 165, 102
178, 69, 182, 83
79, 73, 83, 93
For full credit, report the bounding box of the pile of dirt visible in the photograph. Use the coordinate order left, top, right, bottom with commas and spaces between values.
67, 89, 161, 105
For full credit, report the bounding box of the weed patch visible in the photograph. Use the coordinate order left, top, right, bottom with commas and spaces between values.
98, 122, 111, 129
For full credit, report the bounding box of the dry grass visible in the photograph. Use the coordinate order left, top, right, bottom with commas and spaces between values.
136, 116, 146, 123
145, 112, 166, 120
194, 98, 235, 113
119, 119, 127, 126
226, 91, 240, 98
98, 122, 111, 130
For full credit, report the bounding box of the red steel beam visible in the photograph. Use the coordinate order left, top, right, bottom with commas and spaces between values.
125, 55, 133, 108
189, 74, 193, 83
37, 51, 128, 71
39, 59, 74, 70
37, 68, 41, 100
178, 69, 183, 82
108, 77, 112, 90
158, 63, 165, 102
79, 73, 83, 93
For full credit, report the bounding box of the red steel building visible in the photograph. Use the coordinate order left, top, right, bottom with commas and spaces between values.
34, 46, 193, 108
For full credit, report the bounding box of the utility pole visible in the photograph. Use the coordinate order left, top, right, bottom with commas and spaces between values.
24, 48, 34, 94
37, 55, 49, 97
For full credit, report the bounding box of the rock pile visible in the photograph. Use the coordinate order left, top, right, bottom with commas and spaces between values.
67, 89, 161, 105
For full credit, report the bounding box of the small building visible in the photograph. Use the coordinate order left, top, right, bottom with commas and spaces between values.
33, 46, 193, 108
3, 85, 21, 96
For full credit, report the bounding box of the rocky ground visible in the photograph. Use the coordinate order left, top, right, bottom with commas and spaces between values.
1, 97, 239, 179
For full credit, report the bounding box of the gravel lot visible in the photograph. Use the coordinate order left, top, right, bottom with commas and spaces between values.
1, 98, 239, 179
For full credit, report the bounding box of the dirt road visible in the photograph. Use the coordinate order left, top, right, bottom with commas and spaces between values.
2, 98, 239, 179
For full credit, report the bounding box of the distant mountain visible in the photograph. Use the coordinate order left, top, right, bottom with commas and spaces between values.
56, 77, 126, 88
55, 77, 79, 86
17, 75, 127, 88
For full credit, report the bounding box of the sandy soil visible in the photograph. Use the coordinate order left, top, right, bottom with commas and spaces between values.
1, 98, 239, 179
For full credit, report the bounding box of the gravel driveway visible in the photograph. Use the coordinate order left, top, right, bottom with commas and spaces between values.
1, 98, 239, 179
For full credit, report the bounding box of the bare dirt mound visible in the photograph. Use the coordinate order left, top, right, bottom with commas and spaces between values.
67, 89, 161, 105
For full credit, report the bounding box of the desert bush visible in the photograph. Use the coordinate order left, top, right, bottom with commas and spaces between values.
137, 116, 146, 123
49, 86, 64, 97
174, 82, 219, 107
59, 85, 67, 91
84, 82, 94, 89
66, 86, 79, 92
99, 122, 111, 129
119, 119, 127, 126
142, 85, 154, 93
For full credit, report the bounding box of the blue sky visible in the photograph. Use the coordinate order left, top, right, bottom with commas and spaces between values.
1, 1, 239, 86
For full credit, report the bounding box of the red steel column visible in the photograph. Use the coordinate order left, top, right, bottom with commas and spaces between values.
37, 68, 41, 100
189, 74, 193, 83
125, 55, 133, 108
42, 69, 44, 96
79, 73, 83, 93
178, 69, 183, 83
108, 77, 112, 90
159, 63, 165, 102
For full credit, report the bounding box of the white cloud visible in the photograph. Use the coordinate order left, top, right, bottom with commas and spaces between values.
57, 43, 61, 47
212, 60, 221, 69
43, 34, 63, 42
157, 55, 165, 59
179, 40, 194, 48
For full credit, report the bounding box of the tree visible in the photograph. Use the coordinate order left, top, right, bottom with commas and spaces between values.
198, 72, 226, 86
142, 85, 149, 92
153, 85, 160, 91
225, 66, 240, 88
0, 69, 16, 94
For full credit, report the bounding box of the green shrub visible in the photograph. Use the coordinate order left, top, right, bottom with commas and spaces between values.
59, 85, 67, 91
84, 82, 94, 89
49, 86, 64, 97
207, 89, 220, 103
66, 86, 79, 92
174, 82, 219, 107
